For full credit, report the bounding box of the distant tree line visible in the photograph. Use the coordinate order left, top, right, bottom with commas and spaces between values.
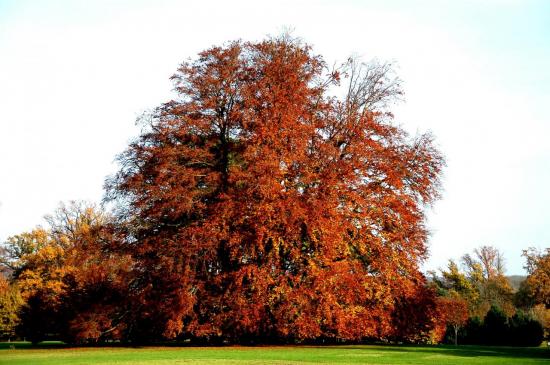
430, 246, 549, 346
449, 306, 544, 347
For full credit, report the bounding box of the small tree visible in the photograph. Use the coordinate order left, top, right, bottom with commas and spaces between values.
0, 277, 23, 340
483, 305, 509, 345
522, 248, 550, 309
509, 311, 544, 346
4, 201, 131, 344
438, 296, 469, 345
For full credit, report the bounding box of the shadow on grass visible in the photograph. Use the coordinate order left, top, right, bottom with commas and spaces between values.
1, 341, 548, 361
316, 344, 550, 360
0, 341, 67, 350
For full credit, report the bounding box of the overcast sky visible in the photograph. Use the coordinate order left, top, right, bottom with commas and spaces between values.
1, 0, 549, 275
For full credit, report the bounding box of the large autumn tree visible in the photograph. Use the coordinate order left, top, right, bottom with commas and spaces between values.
106, 36, 444, 343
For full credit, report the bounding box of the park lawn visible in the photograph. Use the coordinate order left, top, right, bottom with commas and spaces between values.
0, 343, 549, 365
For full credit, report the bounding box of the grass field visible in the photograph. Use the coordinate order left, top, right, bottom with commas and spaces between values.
0, 342, 548, 365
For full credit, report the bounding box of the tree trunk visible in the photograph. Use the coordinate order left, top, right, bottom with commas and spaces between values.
454, 325, 458, 346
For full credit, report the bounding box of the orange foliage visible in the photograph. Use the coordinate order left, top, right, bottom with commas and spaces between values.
10, 202, 132, 344
522, 248, 550, 309
437, 296, 469, 345
105, 36, 444, 343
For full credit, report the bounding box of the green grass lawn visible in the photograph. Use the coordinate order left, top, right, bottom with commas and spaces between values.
0, 342, 548, 365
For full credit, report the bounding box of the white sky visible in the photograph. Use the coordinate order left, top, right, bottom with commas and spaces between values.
1, 0, 549, 275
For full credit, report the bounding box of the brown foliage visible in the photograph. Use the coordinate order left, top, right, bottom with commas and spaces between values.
0, 276, 22, 339
521, 248, 550, 309
8, 202, 132, 344
437, 296, 469, 345
463, 245, 506, 281
434, 246, 515, 318
390, 283, 440, 343
106, 36, 444, 342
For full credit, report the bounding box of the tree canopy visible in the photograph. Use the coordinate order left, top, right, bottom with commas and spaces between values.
519, 248, 550, 309
104, 36, 444, 343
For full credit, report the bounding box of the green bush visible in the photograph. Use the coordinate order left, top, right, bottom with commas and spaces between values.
444, 306, 543, 346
